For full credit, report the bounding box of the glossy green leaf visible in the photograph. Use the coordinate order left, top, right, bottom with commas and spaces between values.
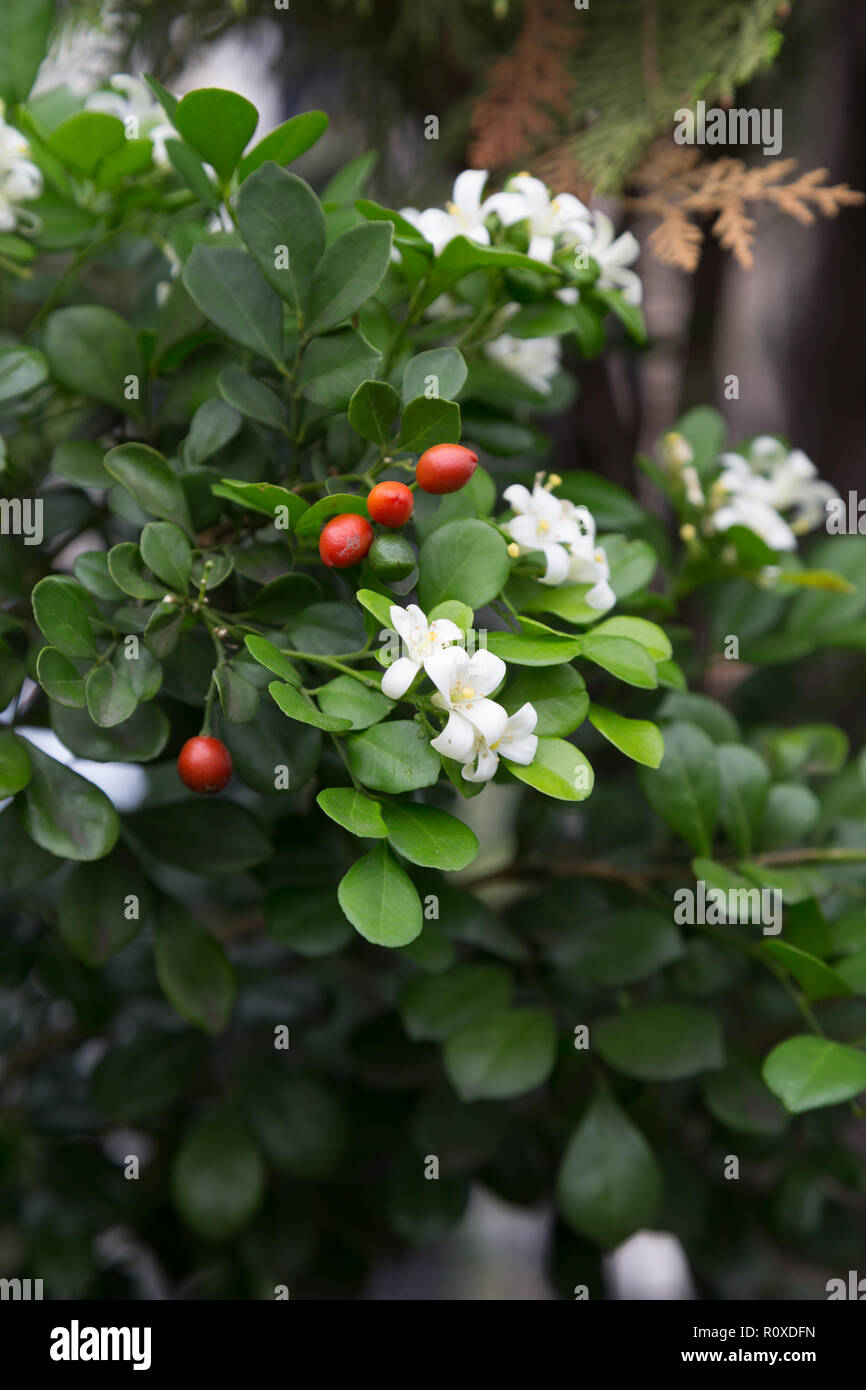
762, 1036, 866, 1113
269, 679, 352, 731
297, 328, 382, 409
315, 674, 391, 730
104, 443, 192, 530
239, 111, 329, 179
347, 378, 400, 444
504, 736, 594, 802
501, 664, 588, 738
399, 395, 461, 453
417, 519, 509, 611
588, 704, 664, 768
36, 646, 86, 708
174, 87, 258, 179
382, 800, 479, 870
717, 743, 770, 855
31, 575, 99, 658
316, 787, 388, 838
0, 345, 48, 401
402, 347, 467, 405
218, 367, 289, 431
184, 398, 241, 466
337, 842, 423, 946
139, 521, 191, 593
236, 161, 326, 310
43, 306, 143, 416
306, 221, 392, 335
183, 245, 282, 365
577, 633, 658, 688
21, 742, 119, 861
346, 720, 440, 792
0, 729, 31, 797
639, 721, 719, 855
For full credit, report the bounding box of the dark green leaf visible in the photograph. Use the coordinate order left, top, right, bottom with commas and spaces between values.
21, 742, 119, 861
155, 898, 236, 1034
556, 1093, 663, 1250
444, 1006, 556, 1101
171, 1108, 263, 1239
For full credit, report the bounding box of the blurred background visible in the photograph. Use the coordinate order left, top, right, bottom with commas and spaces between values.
4, 0, 865, 1300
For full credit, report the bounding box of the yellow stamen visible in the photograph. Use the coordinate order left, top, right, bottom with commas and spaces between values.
546, 473, 562, 489
506, 542, 520, 558
446, 201, 458, 216
537, 519, 550, 534
679, 523, 697, 542
461, 685, 476, 699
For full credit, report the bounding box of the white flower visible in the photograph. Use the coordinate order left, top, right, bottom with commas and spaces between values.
487, 173, 590, 264
574, 210, 642, 305
0, 106, 43, 231
711, 493, 797, 551
484, 331, 561, 394
503, 474, 582, 585
709, 437, 836, 550
461, 702, 539, 783
85, 74, 175, 168
426, 647, 508, 761
765, 446, 837, 533
567, 508, 616, 611
400, 169, 504, 255
380, 603, 462, 700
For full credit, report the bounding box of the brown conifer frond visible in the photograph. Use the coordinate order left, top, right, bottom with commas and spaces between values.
625, 146, 864, 270
468, 0, 581, 172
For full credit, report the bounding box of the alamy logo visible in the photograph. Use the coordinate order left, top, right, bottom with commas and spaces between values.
0, 497, 43, 546
0, 1277, 43, 1299
826, 1270, 866, 1299
673, 880, 782, 936
674, 100, 782, 158
49, 1321, 152, 1371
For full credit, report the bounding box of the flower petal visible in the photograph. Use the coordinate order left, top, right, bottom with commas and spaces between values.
461, 696, 508, 744
431, 710, 477, 762
453, 169, 489, 218
466, 649, 506, 696
381, 656, 419, 699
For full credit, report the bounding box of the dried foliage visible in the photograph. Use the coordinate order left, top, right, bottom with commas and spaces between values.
468, 0, 580, 171
625, 143, 865, 271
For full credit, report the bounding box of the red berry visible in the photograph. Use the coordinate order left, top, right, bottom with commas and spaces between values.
177, 736, 233, 795
416, 443, 478, 495
319, 513, 374, 568
367, 480, 414, 528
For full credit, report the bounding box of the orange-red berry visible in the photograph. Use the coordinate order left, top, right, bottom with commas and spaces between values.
177, 736, 233, 794
319, 512, 374, 568
367, 480, 414, 527
416, 443, 478, 495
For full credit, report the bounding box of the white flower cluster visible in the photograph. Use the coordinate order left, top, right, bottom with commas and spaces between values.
399, 170, 643, 397
503, 472, 616, 610
85, 75, 174, 167
706, 436, 838, 552
0, 105, 43, 232
381, 603, 537, 784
